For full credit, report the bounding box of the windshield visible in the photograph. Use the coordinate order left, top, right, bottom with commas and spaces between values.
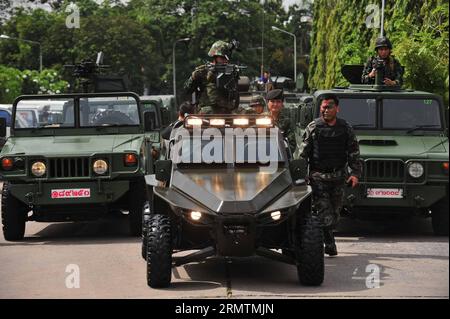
14, 99, 73, 129
172, 135, 283, 164
382, 99, 442, 130
80, 97, 140, 127
336, 98, 377, 128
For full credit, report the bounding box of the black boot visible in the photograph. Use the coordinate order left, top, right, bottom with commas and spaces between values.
323, 229, 338, 256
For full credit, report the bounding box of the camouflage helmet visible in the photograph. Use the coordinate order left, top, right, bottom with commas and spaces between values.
375, 36, 393, 50
208, 40, 232, 60
250, 95, 265, 107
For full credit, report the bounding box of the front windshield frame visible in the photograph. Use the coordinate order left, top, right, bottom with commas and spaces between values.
12, 92, 142, 132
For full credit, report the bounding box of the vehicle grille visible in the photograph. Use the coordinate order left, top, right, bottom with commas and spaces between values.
364, 160, 404, 182
49, 158, 90, 178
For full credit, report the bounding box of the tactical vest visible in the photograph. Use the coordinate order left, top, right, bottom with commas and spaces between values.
311, 118, 348, 172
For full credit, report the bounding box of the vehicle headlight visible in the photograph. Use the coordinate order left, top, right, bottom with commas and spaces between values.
93, 159, 108, 175
408, 162, 424, 178
31, 161, 46, 177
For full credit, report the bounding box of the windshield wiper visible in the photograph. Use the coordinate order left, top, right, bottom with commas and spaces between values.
406, 125, 440, 134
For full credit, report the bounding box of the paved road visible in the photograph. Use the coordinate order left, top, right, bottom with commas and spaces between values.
0, 215, 448, 299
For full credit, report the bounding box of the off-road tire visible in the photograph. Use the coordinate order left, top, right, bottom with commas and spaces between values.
1, 182, 28, 241
296, 216, 324, 286
92, 110, 135, 126
146, 214, 172, 288
432, 194, 449, 236
129, 180, 146, 236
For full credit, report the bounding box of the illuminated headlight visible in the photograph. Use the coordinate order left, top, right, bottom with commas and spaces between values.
408, 162, 424, 178
190, 211, 202, 221
270, 211, 281, 220
186, 118, 203, 126
93, 159, 108, 175
256, 117, 272, 126
210, 118, 225, 126
31, 161, 46, 177
233, 118, 249, 126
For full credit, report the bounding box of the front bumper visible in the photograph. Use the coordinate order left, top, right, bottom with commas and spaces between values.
10, 180, 130, 206
345, 184, 447, 208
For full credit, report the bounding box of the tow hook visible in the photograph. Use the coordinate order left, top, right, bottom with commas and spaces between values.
25, 192, 34, 207
347, 194, 356, 207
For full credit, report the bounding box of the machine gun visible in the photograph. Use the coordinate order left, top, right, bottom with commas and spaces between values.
374, 57, 386, 86
64, 52, 127, 93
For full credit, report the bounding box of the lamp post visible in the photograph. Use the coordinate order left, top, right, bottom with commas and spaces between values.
0, 34, 42, 72
271, 26, 296, 87
172, 37, 190, 103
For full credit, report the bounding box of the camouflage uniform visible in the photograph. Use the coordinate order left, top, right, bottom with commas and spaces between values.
272, 108, 297, 155
266, 89, 296, 155
184, 40, 239, 114
299, 117, 362, 229
361, 55, 403, 85
361, 36, 403, 85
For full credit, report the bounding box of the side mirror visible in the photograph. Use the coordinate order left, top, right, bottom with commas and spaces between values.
155, 160, 172, 182
289, 158, 308, 185
0, 118, 6, 138
161, 108, 171, 127
143, 111, 155, 131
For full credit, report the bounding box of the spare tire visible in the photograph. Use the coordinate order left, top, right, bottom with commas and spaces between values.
92, 110, 135, 125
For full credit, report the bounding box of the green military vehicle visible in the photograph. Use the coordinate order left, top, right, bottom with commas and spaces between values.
0, 92, 161, 240
142, 114, 324, 288
296, 76, 449, 235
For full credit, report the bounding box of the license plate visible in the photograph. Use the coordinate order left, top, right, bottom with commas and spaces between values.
367, 188, 403, 198
51, 188, 91, 199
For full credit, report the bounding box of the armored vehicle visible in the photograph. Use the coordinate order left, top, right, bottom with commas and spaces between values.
297, 75, 448, 235
0, 92, 159, 240
142, 114, 324, 288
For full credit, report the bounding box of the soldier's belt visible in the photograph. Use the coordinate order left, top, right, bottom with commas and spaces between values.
310, 169, 346, 180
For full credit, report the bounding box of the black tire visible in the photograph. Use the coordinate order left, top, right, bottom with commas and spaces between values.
296, 215, 324, 286
1, 182, 28, 241
92, 110, 135, 126
146, 214, 172, 288
129, 180, 147, 236
432, 195, 449, 236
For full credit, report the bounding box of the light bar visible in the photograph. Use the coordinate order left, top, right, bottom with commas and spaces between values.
210, 118, 225, 126
233, 118, 249, 126
186, 118, 203, 126
256, 117, 272, 126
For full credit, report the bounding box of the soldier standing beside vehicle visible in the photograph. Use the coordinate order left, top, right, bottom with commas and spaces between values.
361, 36, 403, 86
266, 89, 296, 154
184, 40, 240, 114
299, 93, 362, 256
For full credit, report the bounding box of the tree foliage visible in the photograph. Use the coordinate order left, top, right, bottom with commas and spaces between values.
309, 0, 449, 103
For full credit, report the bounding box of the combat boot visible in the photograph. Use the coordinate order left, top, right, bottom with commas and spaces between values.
323, 228, 338, 256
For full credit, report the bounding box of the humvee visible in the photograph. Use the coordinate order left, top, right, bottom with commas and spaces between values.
296, 73, 449, 235
142, 114, 324, 288
0, 92, 160, 240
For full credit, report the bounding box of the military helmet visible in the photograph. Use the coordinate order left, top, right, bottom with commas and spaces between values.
375, 36, 392, 50
208, 40, 232, 60
250, 95, 265, 107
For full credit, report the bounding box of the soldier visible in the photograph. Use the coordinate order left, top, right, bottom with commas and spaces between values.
249, 95, 265, 114
266, 89, 296, 154
299, 93, 362, 256
361, 36, 403, 86
184, 40, 240, 114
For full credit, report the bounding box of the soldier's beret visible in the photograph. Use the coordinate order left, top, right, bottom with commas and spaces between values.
266, 89, 283, 101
